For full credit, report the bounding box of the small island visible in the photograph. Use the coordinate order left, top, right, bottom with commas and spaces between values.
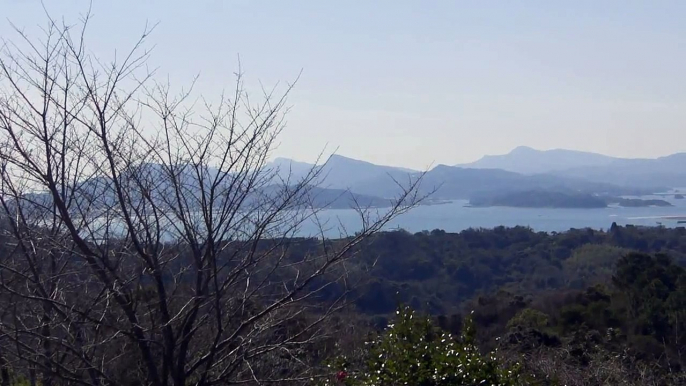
675, 194, 684, 200
469, 190, 673, 209
469, 190, 607, 208
612, 198, 673, 207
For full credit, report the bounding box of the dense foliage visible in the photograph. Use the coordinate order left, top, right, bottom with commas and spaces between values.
2, 222, 686, 385
321, 307, 527, 386
351, 224, 686, 316
330, 225, 686, 385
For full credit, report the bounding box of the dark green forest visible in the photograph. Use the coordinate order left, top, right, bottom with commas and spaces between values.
313, 224, 686, 385
3, 222, 686, 385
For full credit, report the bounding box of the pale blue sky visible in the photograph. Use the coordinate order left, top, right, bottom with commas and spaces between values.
3, 1, 686, 169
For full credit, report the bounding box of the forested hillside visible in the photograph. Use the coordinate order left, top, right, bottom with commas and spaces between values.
314, 225, 686, 385
346, 225, 686, 315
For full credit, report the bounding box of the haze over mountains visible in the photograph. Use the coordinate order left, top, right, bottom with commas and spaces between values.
32, 147, 683, 214
457, 146, 618, 174
268, 146, 686, 205
270, 155, 417, 193
456, 146, 686, 188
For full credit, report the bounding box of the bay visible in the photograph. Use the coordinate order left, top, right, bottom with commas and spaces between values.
299, 194, 686, 238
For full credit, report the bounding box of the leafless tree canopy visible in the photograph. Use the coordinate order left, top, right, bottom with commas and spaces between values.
0, 13, 422, 386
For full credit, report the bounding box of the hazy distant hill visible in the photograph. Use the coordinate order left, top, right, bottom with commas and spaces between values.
258, 185, 393, 209
29, 154, 665, 215
268, 155, 417, 196
417, 165, 652, 200
560, 153, 686, 187
456, 146, 686, 188
269, 153, 662, 200
457, 146, 619, 174
22, 161, 397, 213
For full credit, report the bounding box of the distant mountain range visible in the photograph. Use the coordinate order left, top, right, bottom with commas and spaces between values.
269, 155, 418, 197
23, 161, 396, 214
416, 165, 652, 200
457, 146, 617, 174
25, 147, 683, 214
456, 146, 686, 188
267, 152, 662, 203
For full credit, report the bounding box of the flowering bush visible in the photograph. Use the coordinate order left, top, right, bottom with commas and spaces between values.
321, 306, 527, 385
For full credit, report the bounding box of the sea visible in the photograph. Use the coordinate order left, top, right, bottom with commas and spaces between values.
298, 193, 686, 238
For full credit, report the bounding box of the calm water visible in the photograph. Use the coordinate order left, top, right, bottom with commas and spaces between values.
299, 194, 686, 238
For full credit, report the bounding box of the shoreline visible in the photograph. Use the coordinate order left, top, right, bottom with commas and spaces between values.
627, 215, 686, 220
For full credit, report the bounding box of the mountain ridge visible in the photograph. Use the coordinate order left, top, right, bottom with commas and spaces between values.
267, 154, 417, 194
269, 152, 661, 200
450, 147, 686, 188
457, 146, 620, 174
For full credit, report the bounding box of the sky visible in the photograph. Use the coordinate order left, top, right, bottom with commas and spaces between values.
3, 1, 686, 169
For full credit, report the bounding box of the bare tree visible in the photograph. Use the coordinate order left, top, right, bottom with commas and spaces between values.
0, 11, 424, 386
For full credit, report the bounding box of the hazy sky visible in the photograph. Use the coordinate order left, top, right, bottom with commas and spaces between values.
3, 1, 686, 169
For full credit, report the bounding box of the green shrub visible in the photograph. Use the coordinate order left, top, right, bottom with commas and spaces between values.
506, 308, 549, 331
322, 306, 528, 385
